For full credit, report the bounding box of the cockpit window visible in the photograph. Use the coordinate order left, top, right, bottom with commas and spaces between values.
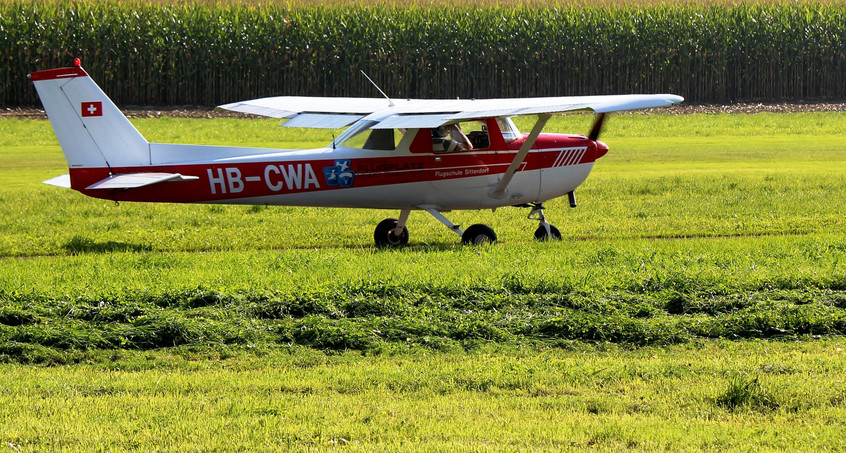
337, 121, 403, 150
462, 121, 490, 149
431, 120, 490, 153
497, 117, 520, 143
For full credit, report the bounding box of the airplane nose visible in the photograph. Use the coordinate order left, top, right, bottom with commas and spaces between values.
595, 140, 609, 159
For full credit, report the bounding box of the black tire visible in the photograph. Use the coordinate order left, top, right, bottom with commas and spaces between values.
534, 224, 562, 241
461, 224, 497, 245
374, 218, 409, 247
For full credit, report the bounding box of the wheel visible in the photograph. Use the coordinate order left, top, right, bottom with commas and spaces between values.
374, 218, 409, 247
461, 224, 497, 245
534, 224, 562, 241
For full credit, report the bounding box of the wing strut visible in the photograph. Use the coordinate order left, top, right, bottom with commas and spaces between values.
489, 113, 551, 199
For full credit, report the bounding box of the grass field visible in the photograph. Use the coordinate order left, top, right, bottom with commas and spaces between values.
2, 341, 845, 451
1, 111, 845, 450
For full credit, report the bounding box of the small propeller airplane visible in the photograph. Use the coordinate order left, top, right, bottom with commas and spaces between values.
30, 60, 682, 246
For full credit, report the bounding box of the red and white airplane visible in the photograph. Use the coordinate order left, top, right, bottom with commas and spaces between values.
30, 60, 682, 246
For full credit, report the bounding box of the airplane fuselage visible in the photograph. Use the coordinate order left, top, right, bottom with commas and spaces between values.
68, 132, 606, 211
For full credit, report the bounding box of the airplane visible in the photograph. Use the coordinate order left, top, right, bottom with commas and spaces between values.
30, 60, 683, 246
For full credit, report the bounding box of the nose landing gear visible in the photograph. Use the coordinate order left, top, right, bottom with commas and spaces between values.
526, 203, 562, 241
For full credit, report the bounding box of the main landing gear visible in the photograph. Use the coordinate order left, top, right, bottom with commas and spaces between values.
374, 218, 409, 247
373, 199, 573, 247
374, 207, 497, 247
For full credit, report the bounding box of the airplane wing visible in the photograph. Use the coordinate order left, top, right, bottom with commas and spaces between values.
218, 94, 683, 129
219, 96, 397, 128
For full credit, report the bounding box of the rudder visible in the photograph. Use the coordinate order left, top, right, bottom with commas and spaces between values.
29, 62, 149, 169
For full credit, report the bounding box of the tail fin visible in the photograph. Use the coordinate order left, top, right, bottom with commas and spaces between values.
29, 63, 149, 168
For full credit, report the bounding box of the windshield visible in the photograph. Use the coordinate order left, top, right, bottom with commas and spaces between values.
497, 117, 520, 142
334, 120, 376, 146
334, 120, 404, 151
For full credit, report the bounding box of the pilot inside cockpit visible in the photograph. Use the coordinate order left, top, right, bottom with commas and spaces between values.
432, 124, 473, 152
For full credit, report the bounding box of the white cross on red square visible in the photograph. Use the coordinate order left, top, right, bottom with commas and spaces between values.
81, 101, 103, 117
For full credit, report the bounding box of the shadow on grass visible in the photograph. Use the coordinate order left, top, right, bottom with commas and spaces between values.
63, 235, 153, 254
373, 242, 467, 253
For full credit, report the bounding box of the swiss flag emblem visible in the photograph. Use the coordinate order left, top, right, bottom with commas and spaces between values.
81, 101, 103, 117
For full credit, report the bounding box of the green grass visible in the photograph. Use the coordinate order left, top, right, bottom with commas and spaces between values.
1, 111, 846, 450
1, 112, 846, 354
2, 341, 846, 451
2, 112, 845, 254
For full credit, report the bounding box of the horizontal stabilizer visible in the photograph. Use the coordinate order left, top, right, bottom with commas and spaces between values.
85, 172, 199, 190
43, 174, 71, 188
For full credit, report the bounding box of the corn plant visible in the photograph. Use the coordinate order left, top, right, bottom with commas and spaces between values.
1, 1, 844, 106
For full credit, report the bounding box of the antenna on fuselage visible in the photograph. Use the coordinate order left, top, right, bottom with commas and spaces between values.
360, 70, 394, 107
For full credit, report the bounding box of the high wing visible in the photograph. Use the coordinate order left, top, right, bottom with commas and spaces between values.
218, 94, 684, 129
219, 97, 394, 128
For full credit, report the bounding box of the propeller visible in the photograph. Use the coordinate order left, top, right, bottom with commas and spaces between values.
587, 112, 607, 141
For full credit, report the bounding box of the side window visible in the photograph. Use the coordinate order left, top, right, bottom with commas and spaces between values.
431, 121, 489, 153
411, 118, 519, 153
462, 121, 490, 149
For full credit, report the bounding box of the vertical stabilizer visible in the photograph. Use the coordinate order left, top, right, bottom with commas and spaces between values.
29, 63, 149, 168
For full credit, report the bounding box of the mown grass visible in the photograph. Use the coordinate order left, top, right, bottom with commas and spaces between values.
2, 111, 846, 450
1, 112, 845, 359
2, 341, 846, 451
2, 112, 845, 254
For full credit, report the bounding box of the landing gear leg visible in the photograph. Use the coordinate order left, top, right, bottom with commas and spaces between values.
374, 209, 410, 247
527, 203, 561, 241
421, 207, 497, 245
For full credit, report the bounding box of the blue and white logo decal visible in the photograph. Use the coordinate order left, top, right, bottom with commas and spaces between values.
323, 160, 355, 188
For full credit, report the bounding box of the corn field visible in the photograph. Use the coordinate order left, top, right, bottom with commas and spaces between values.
1, 1, 844, 106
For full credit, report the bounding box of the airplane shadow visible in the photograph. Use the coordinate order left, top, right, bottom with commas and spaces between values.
63, 235, 153, 254
272, 241, 467, 254
59, 236, 471, 255
370, 241, 493, 254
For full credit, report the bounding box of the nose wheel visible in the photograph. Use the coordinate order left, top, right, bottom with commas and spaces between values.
527, 203, 562, 241
534, 224, 561, 241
